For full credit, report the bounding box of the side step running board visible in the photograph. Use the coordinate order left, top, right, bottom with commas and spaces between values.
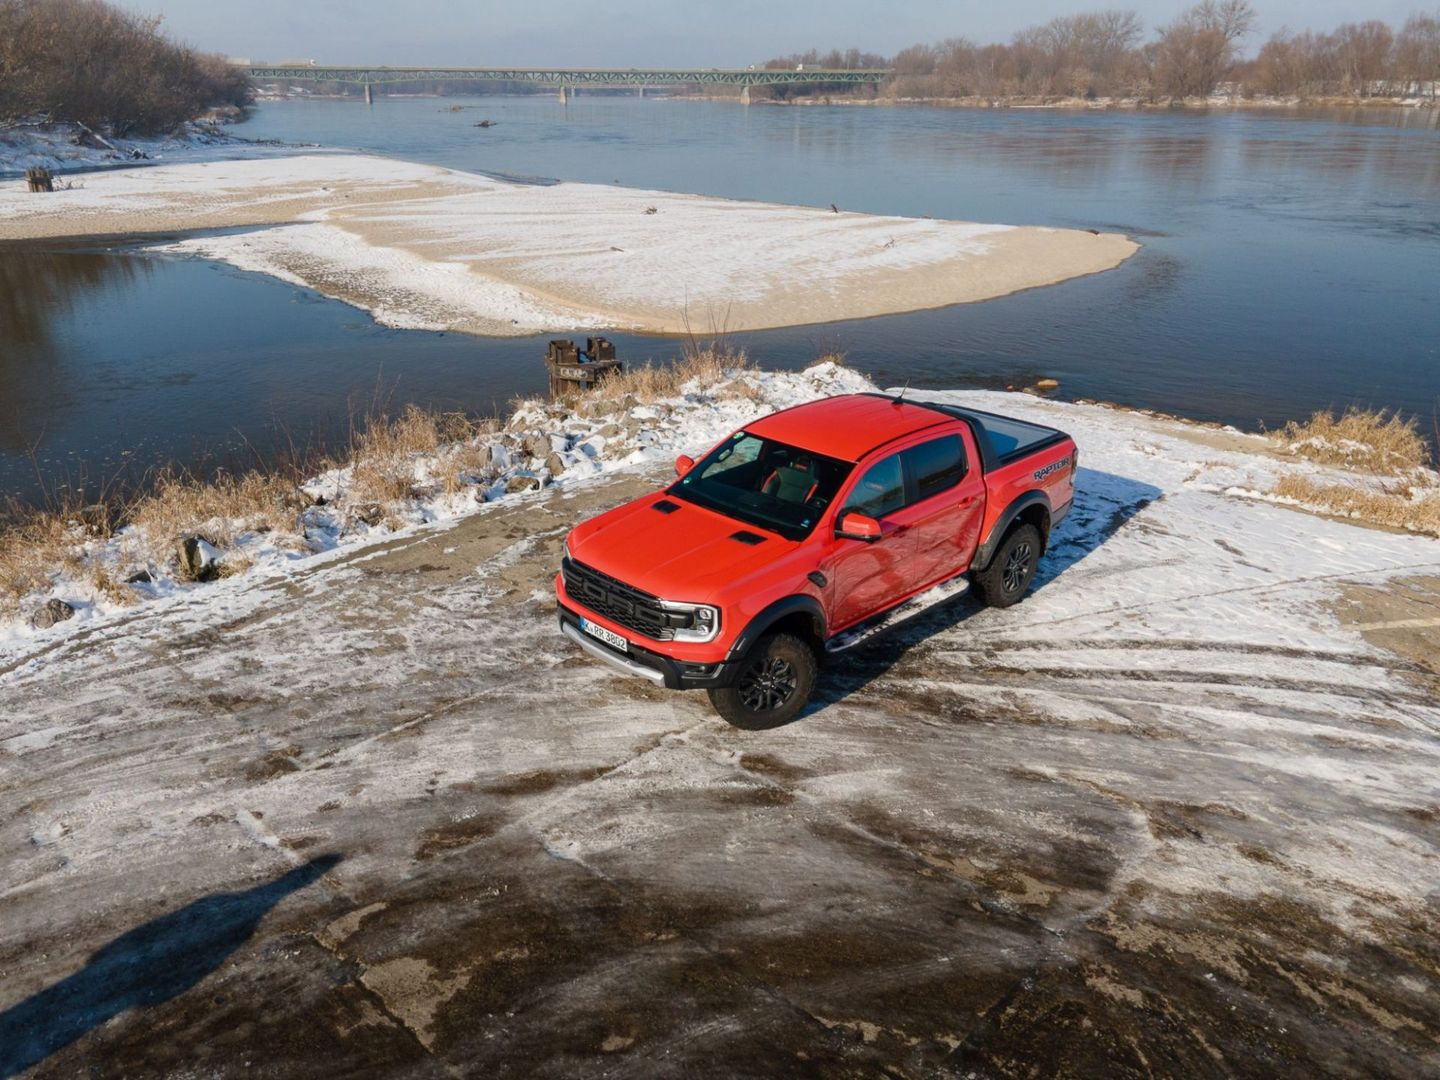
825, 575, 971, 653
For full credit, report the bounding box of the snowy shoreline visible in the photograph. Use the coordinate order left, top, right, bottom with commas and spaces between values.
0, 119, 314, 178
4, 360, 1437, 657
0, 151, 1138, 336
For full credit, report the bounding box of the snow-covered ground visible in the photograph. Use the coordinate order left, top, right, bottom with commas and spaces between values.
0, 119, 309, 177
2, 371, 1438, 1075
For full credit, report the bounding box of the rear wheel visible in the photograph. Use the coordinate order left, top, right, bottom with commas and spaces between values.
707, 633, 817, 729
973, 523, 1041, 608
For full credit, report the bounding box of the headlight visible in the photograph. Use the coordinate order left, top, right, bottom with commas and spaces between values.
661, 600, 721, 643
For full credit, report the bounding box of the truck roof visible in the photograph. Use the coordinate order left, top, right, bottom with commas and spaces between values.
744, 394, 952, 461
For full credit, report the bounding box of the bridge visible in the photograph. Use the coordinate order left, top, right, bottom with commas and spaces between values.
244, 66, 893, 104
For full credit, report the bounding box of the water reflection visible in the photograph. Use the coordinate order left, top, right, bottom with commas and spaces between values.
0, 248, 147, 456
2, 100, 1438, 505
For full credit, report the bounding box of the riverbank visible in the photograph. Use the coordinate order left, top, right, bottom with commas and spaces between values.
0, 152, 1138, 336
755, 93, 1439, 110
4, 349, 1436, 647
0, 118, 303, 177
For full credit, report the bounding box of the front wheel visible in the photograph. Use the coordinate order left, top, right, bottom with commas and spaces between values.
707, 633, 817, 729
973, 522, 1042, 608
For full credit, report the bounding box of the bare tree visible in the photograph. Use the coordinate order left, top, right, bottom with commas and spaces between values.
1331, 20, 1396, 95
1148, 0, 1256, 98
1396, 12, 1440, 97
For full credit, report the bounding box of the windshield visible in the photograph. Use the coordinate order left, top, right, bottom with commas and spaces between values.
670, 431, 852, 540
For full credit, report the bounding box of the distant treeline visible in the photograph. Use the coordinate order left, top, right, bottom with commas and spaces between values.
0, 0, 252, 135
764, 2, 1440, 101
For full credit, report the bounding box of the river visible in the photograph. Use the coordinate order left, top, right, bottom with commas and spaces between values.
2, 96, 1437, 504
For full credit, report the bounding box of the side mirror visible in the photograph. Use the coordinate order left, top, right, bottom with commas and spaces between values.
836, 511, 881, 541
675, 454, 695, 476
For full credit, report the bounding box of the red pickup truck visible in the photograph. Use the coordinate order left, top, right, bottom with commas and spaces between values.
557, 393, 1076, 725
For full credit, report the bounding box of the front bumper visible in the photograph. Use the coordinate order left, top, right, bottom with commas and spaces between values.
557, 604, 738, 690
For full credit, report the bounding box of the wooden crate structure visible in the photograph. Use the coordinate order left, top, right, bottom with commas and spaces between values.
546, 338, 622, 398
26, 168, 54, 193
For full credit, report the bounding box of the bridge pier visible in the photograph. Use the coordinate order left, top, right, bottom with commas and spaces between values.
364, 82, 373, 105
740, 84, 751, 106
558, 83, 568, 106
638, 85, 644, 99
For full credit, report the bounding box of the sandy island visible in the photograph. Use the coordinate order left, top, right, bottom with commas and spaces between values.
0, 153, 1137, 336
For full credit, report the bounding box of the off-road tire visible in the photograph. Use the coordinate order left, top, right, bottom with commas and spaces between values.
973, 523, 1042, 608
707, 633, 817, 729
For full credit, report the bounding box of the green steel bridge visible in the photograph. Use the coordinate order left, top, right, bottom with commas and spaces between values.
244, 66, 892, 104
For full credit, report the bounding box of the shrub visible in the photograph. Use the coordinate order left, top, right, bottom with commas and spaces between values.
0, 0, 252, 134
1275, 407, 1431, 475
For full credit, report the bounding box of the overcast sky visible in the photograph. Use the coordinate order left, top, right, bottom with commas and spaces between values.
114, 0, 1426, 66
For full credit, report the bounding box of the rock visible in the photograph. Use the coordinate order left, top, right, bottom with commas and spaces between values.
506, 475, 543, 495
595, 423, 624, 440
544, 452, 567, 477
586, 398, 621, 418
1035, 378, 1060, 390
126, 568, 153, 584
29, 599, 75, 630
523, 434, 553, 460
354, 504, 385, 527
178, 537, 222, 582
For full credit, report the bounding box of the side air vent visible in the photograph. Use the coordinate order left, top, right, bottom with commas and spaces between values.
652, 500, 681, 514
729, 530, 766, 546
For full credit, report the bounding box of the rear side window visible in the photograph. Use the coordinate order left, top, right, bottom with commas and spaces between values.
844, 454, 905, 518
903, 435, 966, 501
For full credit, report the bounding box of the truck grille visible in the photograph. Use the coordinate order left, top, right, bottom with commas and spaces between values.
562, 558, 673, 641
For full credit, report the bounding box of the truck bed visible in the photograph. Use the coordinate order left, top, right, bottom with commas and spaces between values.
913, 401, 1069, 474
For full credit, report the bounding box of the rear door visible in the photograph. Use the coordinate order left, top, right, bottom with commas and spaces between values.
898, 430, 986, 585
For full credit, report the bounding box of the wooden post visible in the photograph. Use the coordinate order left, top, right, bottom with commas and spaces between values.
26, 167, 54, 193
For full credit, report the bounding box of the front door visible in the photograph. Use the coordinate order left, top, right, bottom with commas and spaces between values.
823, 452, 912, 632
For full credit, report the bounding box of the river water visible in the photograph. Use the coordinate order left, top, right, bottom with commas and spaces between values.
2, 97, 1437, 503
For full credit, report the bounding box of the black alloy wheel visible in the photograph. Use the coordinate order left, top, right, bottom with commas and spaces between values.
1002, 538, 1035, 594
973, 522, 1042, 608
737, 654, 799, 713
707, 633, 817, 728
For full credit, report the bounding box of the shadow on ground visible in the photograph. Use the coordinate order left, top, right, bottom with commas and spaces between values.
805, 467, 1163, 718
0, 854, 341, 1078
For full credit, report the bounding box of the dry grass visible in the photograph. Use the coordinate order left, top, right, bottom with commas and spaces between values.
348, 405, 495, 505
1275, 408, 1432, 476
0, 510, 86, 612
584, 342, 753, 404
128, 469, 301, 553
1273, 475, 1440, 537
1, 342, 764, 618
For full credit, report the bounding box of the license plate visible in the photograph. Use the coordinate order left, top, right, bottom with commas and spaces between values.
581, 618, 628, 653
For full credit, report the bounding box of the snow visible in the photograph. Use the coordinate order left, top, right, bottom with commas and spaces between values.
1, 152, 1134, 334
0, 362, 873, 650
0, 120, 311, 177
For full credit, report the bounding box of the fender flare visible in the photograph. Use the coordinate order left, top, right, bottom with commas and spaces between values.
726, 594, 827, 660
972, 491, 1052, 573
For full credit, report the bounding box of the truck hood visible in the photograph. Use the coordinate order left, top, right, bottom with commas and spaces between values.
567, 492, 798, 603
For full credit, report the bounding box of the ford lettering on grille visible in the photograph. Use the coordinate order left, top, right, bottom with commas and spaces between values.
565, 559, 671, 640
